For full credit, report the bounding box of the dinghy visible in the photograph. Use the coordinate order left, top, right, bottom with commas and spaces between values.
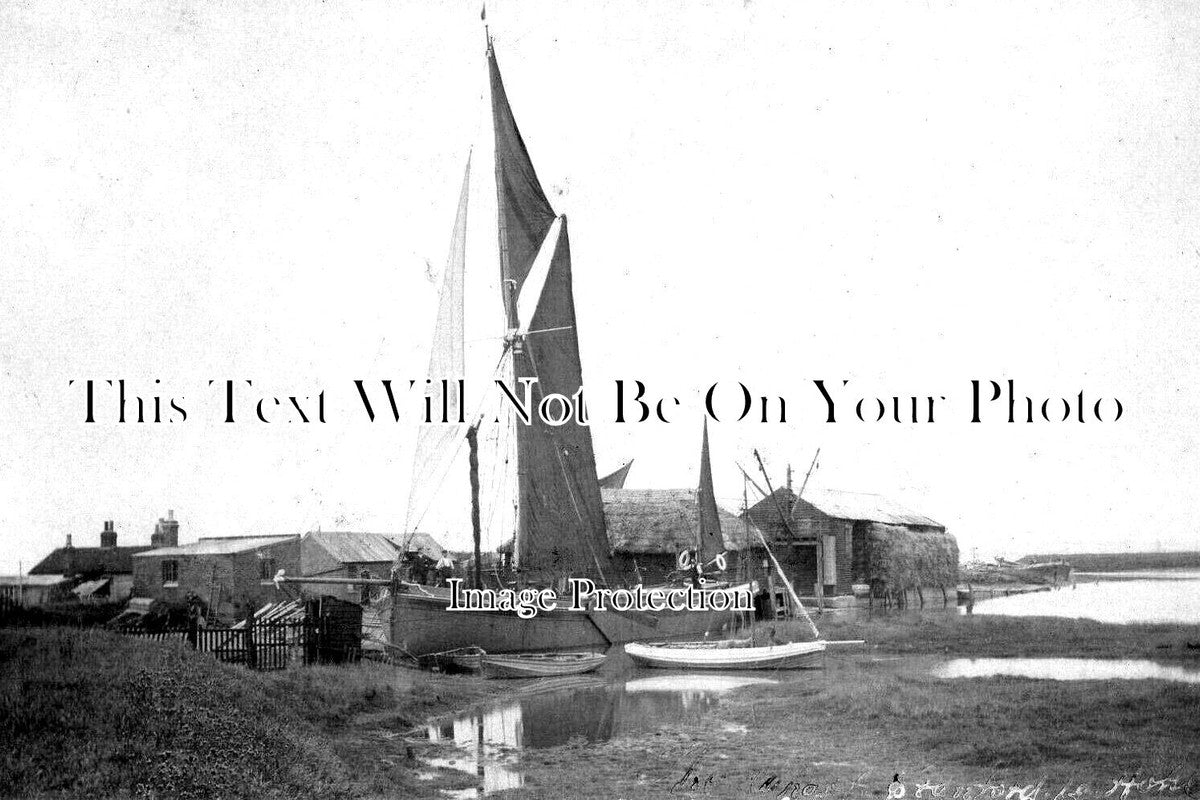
444, 648, 607, 678
478, 651, 607, 679
625, 639, 826, 670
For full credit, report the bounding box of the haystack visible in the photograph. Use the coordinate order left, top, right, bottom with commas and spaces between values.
862, 522, 958, 593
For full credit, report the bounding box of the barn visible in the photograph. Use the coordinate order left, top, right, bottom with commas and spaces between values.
746, 487, 957, 604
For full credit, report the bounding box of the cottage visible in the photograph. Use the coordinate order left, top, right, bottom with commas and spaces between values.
132, 535, 301, 621
29, 519, 157, 602
746, 487, 956, 604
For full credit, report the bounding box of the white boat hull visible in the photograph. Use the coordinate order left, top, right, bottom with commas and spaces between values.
625, 640, 827, 670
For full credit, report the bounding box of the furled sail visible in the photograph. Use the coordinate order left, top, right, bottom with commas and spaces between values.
488, 43, 615, 584
696, 419, 724, 563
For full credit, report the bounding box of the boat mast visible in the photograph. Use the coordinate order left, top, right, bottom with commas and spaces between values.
467, 422, 483, 590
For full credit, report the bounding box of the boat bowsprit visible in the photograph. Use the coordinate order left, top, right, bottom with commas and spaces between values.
624, 639, 827, 670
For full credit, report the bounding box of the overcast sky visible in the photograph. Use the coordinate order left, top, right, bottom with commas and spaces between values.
2, 0, 1198, 573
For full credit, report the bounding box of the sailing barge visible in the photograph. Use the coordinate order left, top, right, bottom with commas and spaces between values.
388, 37, 749, 656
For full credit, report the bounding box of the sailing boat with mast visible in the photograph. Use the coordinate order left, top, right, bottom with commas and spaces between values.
624, 435, 827, 670
389, 34, 749, 656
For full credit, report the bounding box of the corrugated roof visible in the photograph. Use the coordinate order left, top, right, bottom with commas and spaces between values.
303, 531, 400, 565
602, 488, 764, 554
389, 531, 446, 560
134, 535, 299, 558
0, 574, 70, 587
800, 489, 943, 528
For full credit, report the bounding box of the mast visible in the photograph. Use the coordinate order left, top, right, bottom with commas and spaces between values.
467, 423, 483, 590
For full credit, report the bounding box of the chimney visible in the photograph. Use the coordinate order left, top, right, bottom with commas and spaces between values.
100, 520, 117, 548
153, 510, 179, 548
65, 533, 73, 548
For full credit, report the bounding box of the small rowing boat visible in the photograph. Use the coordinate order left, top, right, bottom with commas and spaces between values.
479, 651, 608, 679
445, 648, 608, 678
625, 639, 826, 670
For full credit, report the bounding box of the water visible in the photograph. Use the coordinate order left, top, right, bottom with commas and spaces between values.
935, 657, 1200, 683
967, 569, 1200, 624
418, 651, 1200, 796
420, 672, 793, 795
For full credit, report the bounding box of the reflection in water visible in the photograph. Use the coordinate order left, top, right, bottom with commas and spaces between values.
935, 657, 1200, 683
423, 672, 783, 796
967, 570, 1200, 624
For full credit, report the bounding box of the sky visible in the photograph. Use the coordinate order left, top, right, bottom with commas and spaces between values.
1, 0, 1198, 573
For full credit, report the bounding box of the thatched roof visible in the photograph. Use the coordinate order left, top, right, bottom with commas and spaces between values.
862, 522, 958, 589
602, 489, 763, 554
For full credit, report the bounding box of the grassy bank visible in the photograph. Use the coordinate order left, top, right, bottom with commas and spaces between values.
5, 616, 1200, 799
0, 628, 502, 799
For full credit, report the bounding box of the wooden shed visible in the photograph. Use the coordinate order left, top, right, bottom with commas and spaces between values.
748, 488, 956, 602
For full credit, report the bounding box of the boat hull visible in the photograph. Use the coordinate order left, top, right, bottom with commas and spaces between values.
624, 640, 827, 670
390, 587, 744, 655
481, 652, 606, 678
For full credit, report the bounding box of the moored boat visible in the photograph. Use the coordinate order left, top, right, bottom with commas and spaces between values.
480, 651, 607, 679
389, 32, 757, 656
625, 639, 826, 671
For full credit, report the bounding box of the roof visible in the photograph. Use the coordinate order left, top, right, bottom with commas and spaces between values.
29, 546, 151, 576
389, 531, 446, 561
303, 531, 400, 565
134, 535, 299, 558
0, 574, 70, 587
602, 488, 764, 554
800, 489, 943, 528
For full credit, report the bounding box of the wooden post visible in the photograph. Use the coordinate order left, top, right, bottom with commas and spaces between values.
466, 423, 483, 591
245, 610, 257, 670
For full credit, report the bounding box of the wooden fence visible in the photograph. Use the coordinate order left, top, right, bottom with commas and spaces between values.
122, 621, 307, 671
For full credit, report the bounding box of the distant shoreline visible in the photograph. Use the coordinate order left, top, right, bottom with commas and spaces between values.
1019, 551, 1200, 572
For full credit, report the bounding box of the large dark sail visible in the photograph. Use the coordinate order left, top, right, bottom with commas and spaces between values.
487, 44, 615, 584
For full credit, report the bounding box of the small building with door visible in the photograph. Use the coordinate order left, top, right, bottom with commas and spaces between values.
746, 488, 956, 603
132, 535, 301, 621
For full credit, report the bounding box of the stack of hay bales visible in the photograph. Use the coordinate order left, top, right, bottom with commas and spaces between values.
864, 523, 959, 599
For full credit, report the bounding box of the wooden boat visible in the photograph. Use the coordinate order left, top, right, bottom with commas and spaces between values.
479, 651, 607, 679
442, 647, 606, 678
388, 36, 755, 656
625, 639, 826, 671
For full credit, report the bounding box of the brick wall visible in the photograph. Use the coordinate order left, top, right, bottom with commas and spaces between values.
132, 539, 300, 621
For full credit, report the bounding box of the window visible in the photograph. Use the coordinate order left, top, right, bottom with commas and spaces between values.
162, 560, 179, 586
259, 557, 277, 583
